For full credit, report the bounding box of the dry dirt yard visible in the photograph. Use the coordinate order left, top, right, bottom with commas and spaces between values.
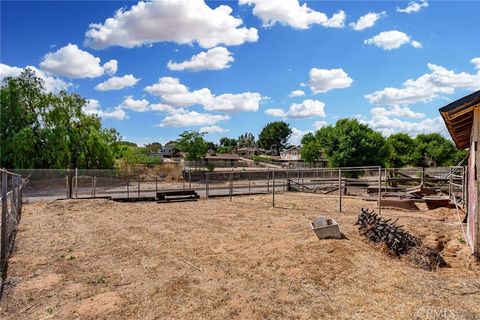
1, 193, 479, 320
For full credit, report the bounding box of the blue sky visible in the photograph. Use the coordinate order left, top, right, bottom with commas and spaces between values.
1, 0, 479, 146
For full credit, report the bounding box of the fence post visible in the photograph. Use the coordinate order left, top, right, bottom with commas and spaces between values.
1, 171, 8, 282
155, 176, 158, 195
92, 176, 96, 197
137, 180, 140, 197
248, 172, 251, 194
206, 173, 209, 198
127, 181, 130, 198
229, 172, 233, 202
267, 168, 270, 193
75, 168, 78, 198
338, 168, 342, 213
189, 170, 192, 190
272, 170, 275, 208
301, 170, 304, 192
378, 167, 382, 215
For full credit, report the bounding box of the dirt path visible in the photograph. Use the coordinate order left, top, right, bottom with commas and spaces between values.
1, 194, 479, 319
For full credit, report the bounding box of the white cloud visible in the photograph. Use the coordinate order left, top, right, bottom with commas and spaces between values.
322, 10, 346, 28
265, 99, 326, 119
239, 0, 345, 29
159, 111, 230, 127
287, 99, 326, 118
149, 103, 187, 115
349, 11, 386, 31
145, 77, 264, 113
199, 125, 227, 134
365, 59, 480, 106
313, 120, 327, 129
120, 96, 150, 112
40, 43, 117, 78
103, 60, 118, 75
289, 127, 310, 145
167, 47, 234, 71
307, 68, 353, 94
288, 89, 305, 97
363, 113, 445, 136
397, 0, 429, 14
84, 0, 258, 49
205, 92, 262, 112
95, 74, 139, 91
265, 108, 287, 117
371, 106, 425, 119
0, 63, 70, 92
83, 99, 127, 120
145, 77, 212, 107
364, 30, 421, 50
471, 57, 480, 69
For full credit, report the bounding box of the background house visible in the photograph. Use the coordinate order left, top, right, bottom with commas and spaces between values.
204, 153, 241, 168
439, 90, 480, 256
280, 146, 301, 161
160, 141, 177, 157
236, 147, 265, 158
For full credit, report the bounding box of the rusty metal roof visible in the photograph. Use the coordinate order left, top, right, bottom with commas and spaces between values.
439, 90, 480, 150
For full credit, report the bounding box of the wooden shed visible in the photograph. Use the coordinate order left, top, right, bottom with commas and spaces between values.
439, 90, 480, 256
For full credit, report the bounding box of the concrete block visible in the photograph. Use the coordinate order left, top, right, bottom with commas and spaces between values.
310, 216, 342, 240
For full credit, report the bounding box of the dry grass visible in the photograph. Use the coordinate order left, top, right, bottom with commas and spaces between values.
1, 193, 479, 319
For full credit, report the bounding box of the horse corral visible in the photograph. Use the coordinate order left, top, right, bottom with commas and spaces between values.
0, 194, 479, 319
0, 166, 479, 319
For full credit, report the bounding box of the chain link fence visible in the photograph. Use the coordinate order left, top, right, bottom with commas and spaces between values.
1, 169, 28, 298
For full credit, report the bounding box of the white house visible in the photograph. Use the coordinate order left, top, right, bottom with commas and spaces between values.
280, 146, 301, 161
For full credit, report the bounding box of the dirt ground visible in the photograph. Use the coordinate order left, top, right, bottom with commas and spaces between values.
1, 193, 479, 320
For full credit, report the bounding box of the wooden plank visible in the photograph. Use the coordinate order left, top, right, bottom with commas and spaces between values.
474, 107, 480, 256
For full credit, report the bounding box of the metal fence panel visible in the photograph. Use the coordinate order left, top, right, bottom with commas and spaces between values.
1, 169, 28, 298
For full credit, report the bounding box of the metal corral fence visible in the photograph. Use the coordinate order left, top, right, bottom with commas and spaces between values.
10, 166, 457, 202
1, 169, 28, 298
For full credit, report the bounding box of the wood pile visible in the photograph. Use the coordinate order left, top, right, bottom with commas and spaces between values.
355, 208, 447, 270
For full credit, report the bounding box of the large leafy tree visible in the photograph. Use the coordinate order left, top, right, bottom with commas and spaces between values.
238, 132, 255, 147
145, 142, 162, 153
176, 130, 209, 162
257, 121, 292, 155
385, 133, 415, 168
301, 141, 323, 164
1, 68, 119, 169
411, 133, 460, 167
217, 137, 237, 153
316, 118, 388, 167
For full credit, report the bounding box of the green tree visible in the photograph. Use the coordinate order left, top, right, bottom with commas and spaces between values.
301, 132, 316, 145
176, 131, 209, 163
219, 137, 237, 147
257, 121, 292, 155
316, 118, 387, 167
385, 133, 415, 168
238, 132, 255, 147
411, 133, 458, 167
1, 68, 119, 169
301, 141, 322, 164
145, 142, 162, 153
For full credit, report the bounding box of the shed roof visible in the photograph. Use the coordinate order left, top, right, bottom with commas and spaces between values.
439, 90, 480, 150
205, 154, 240, 160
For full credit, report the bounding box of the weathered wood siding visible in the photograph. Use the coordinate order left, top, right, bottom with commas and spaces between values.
467, 108, 480, 255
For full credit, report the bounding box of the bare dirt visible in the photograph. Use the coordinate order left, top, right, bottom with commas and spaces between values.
1, 193, 479, 319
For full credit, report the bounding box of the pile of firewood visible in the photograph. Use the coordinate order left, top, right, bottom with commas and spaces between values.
355, 208, 446, 270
